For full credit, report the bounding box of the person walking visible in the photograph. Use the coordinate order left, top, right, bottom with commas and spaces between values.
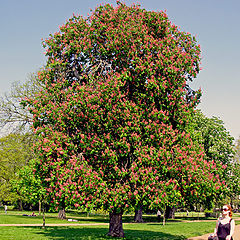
212, 204, 235, 240
4, 205, 7, 214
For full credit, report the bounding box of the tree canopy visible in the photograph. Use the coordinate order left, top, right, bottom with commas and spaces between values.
24, 2, 225, 237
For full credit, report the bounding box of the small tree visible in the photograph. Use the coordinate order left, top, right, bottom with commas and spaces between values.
25, 2, 224, 237
12, 159, 46, 214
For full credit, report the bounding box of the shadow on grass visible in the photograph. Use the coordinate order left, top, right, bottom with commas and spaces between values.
30, 226, 186, 240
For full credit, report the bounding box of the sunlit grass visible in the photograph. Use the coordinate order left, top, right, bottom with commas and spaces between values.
0, 210, 239, 239
0, 221, 216, 240
0, 209, 218, 239
0, 210, 109, 225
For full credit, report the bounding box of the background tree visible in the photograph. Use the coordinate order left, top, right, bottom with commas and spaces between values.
235, 137, 240, 162
25, 2, 225, 237
0, 133, 33, 208
0, 75, 42, 209
0, 73, 42, 134
191, 110, 235, 165
12, 158, 46, 214
230, 137, 240, 208
186, 110, 237, 209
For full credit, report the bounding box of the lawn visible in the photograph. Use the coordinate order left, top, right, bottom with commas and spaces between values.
0, 210, 109, 225
0, 210, 220, 239
0, 221, 217, 240
0, 210, 220, 225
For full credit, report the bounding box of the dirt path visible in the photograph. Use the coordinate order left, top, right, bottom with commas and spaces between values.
188, 223, 240, 240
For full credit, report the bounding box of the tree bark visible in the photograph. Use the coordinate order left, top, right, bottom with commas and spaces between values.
42, 207, 45, 229
163, 209, 166, 226
134, 206, 143, 223
18, 199, 23, 211
107, 212, 124, 238
58, 209, 66, 219
38, 200, 41, 216
165, 206, 176, 219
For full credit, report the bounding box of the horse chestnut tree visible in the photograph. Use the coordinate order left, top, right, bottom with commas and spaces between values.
25, 2, 225, 237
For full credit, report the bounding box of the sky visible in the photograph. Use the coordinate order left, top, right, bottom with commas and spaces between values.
0, 0, 239, 140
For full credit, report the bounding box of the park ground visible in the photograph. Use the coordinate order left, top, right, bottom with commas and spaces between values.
0, 210, 240, 239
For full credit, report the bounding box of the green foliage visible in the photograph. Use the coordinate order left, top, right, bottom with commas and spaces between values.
187, 110, 238, 206
24, 2, 224, 225
0, 74, 46, 209
191, 110, 235, 165
0, 133, 33, 203
12, 158, 46, 207
230, 137, 240, 204
235, 138, 240, 154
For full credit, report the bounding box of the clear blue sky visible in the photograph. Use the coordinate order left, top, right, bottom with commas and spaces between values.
0, 0, 239, 140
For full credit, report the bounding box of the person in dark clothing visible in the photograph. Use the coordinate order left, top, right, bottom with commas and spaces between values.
213, 204, 235, 240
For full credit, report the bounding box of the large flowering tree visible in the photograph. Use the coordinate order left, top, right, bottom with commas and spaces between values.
25, 2, 225, 237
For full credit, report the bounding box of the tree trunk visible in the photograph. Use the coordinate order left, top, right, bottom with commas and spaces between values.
165, 206, 176, 219
42, 207, 46, 229
58, 209, 66, 220
107, 212, 124, 238
18, 200, 23, 211
134, 206, 143, 223
38, 200, 41, 216
163, 210, 166, 226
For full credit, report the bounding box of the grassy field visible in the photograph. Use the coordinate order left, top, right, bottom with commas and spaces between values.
0, 210, 239, 239
0, 222, 216, 240
0, 210, 109, 225
0, 210, 219, 225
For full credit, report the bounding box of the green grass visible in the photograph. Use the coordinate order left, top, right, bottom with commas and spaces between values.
0, 221, 217, 240
0, 210, 217, 225
1, 210, 239, 239
0, 210, 221, 239
0, 210, 109, 225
